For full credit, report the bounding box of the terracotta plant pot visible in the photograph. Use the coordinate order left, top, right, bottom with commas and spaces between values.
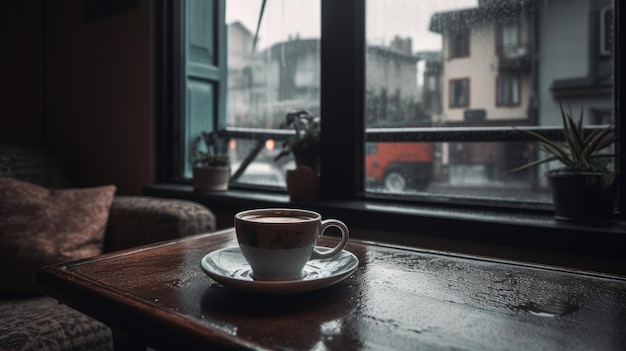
548, 171, 617, 223
286, 166, 319, 201
193, 166, 230, 191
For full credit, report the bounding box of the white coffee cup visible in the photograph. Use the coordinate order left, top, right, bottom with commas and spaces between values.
234, 208, 349, 281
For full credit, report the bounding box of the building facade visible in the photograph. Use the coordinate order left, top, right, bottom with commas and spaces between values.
428, 0, 613, 184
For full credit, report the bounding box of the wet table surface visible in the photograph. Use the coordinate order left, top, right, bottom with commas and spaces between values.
37, 228, 626, 351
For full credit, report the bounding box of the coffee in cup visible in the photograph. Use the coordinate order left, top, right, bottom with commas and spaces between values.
234, 208, 349, 281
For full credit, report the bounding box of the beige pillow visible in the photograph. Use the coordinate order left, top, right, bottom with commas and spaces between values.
0, 177, 116, 295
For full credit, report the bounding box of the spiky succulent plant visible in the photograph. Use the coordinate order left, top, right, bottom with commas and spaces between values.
510, 103, 616, 174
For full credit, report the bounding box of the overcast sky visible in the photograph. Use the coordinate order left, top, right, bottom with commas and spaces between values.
226, 0, 478, 52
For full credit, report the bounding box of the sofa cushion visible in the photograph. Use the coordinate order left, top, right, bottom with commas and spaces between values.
0, 178, 116, 296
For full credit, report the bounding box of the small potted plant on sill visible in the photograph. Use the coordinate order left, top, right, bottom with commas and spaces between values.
275, 110, 321, 200
191, 130, 230, 191
509, 103, 617, 223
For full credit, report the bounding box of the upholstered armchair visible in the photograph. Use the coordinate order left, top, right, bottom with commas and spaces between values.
0, 145, 216, 351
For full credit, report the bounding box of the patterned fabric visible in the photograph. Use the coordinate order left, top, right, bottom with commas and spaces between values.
0, 146, 71, 189
104, 196, 216, 251
0, 297, 113, 351
0, 178, 116, 295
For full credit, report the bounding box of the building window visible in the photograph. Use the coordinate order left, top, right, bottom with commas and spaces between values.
497, 22, 520, 56
449, 78, 469, 108
600, 6, 614, 56
496, 75, 520, 106
449, 27, 470, 58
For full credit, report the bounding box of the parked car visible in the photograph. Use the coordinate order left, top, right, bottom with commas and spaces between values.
365, 142, 434, 192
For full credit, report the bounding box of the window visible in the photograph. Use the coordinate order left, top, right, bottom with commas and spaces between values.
496, 74, 520, 106
449, 78, 470, 108
166, 0, 620, 218
600, 5, 613, 56
497, 22, 520, 56
448, 27, 470, 58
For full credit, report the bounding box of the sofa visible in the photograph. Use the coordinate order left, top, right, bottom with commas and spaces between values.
0, 145, 216, 351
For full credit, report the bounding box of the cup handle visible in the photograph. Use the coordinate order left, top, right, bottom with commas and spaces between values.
311, 219, 349, 259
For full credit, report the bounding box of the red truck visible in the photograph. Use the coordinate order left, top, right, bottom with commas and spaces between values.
365, 142, 434, 191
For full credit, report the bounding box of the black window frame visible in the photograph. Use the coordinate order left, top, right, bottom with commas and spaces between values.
151, 0, 626, 263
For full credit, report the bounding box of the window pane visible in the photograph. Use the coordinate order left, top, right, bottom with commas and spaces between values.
449, 27, 470, 58
498, 22, 521, 54
229, 138, 290, 187
450, 78, 469, 108
365, 0, 614, 207
226, 1, 320, 187
497, 74, 520, 106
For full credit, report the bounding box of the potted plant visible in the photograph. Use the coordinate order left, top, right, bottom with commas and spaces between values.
275, 110, 321, 200
509, 103, 617, 223
191, 130, 230, 191
275, 110, 321, 171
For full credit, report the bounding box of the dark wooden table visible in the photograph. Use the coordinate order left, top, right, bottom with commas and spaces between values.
37, 228, 626, 351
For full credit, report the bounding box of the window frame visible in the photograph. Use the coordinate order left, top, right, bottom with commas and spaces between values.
448, 26, 470, 59
496, 21, 521, 56
496, 74, 521, 107
449, 78, 470, 109
319, 0, 366, 199
155, 0, 625, 223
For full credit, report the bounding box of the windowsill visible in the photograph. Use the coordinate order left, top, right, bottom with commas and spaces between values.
143, 183, 626, 275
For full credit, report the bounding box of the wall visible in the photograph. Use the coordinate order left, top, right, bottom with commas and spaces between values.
1, 0, 155, 195
45, 0, 155, 195
0, 2, 44, 147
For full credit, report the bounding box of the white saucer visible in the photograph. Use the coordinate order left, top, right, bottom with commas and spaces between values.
200, 247, 359, 294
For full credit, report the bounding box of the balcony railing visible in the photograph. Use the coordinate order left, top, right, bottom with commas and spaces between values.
497, 44, 531, 72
